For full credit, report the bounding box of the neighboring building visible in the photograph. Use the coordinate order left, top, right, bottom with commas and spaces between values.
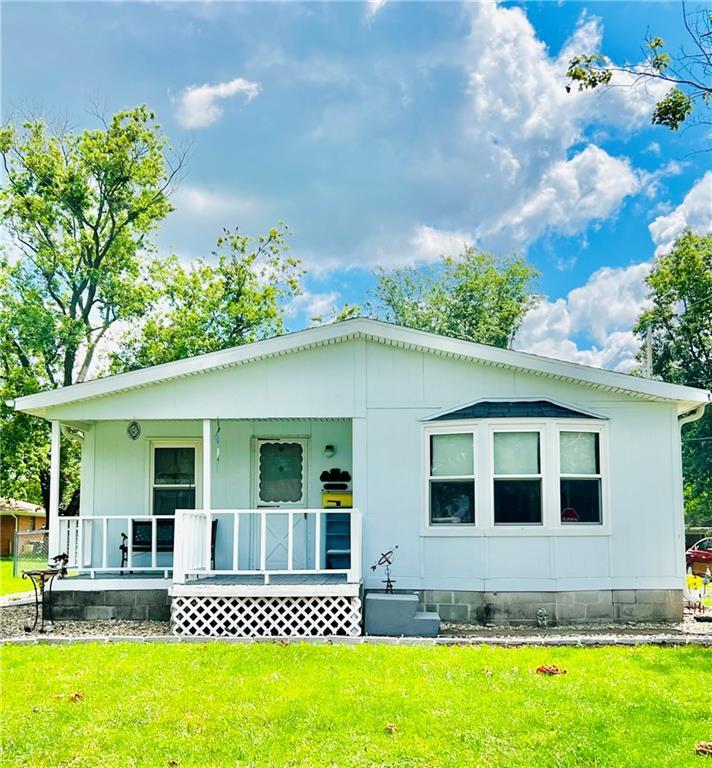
9, 319, 710, 634
0, 499, 46, 556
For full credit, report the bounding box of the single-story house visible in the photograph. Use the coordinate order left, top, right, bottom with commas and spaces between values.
0, 498, 46, 556
9, 319, 710, 635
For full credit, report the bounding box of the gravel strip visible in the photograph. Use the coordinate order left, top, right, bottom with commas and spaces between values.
2, 603, 710, 643
0, 603, 169, 639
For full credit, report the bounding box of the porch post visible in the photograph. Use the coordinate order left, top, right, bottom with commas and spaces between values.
48, 420, 61, 561
202, 419, 211, 512
202, 419, 212, 572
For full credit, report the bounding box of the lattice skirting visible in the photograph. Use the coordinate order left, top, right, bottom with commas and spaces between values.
171, 595, 362, 637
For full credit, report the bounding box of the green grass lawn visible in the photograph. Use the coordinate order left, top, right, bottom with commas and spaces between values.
1, 643, 710, 768
0, 556, 42, 597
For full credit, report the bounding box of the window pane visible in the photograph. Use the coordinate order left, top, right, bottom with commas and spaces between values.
494, 479, 542, 524
430, 480, 475, 525
259, 442, 303, 503
560, 479, 601, 523
430, 433, 474, 477
560, 432, 600, 475
493, 432, 540, 475
154, 447, 195, 485
153, 488, 196, 516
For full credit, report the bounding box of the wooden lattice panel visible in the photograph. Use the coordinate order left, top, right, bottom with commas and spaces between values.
171, 595, 362, 637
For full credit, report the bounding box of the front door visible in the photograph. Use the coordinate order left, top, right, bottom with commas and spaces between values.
254, 439, 308, 570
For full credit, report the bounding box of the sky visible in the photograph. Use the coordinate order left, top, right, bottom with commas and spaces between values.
2, 0, 711, 372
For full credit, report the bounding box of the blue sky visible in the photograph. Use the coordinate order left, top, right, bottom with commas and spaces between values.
2, 0, 711, 371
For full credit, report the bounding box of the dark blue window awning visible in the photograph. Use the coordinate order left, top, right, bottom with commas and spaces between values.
429, 400, 602, 421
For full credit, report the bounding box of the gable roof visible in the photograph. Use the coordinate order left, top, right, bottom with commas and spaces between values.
10, 318, 710, 417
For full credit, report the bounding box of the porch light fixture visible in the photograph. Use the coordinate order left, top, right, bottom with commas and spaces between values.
126, 421, 141, 440
323, 444, 336, 458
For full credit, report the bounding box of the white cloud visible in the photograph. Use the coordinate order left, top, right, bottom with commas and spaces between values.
489, 145, 639, 243
649, 172, 712, 254
515, 262, 652, 372
172, 185, 261, 220
287, 291, 340, 322
365, 0, 387, 22
408, 225, 473, 262
175, 76, 261, 129
415, 3, 672, 251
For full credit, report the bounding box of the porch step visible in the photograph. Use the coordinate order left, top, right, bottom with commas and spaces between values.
364, 592, 440, 637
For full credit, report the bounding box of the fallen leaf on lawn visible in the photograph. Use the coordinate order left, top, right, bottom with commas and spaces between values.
695, 742, 712, 756
385, 723, 397, 735
68, 692, 84, 702
273, 640, 290, 647
535, 665, 567, 676
483, 669, 493, 677
167, 760, 179, 766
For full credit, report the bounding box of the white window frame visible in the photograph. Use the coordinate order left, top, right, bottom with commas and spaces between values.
490, 424, 545, 528
426, 426, 477, 529
148, 439, 202, 516
556, 423, 608, 528
421, 419, 610, 537
254, 438, 308, 508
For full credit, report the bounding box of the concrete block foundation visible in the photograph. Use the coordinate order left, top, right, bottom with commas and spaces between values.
417, 589, 682, 626
49, 589, 170, 622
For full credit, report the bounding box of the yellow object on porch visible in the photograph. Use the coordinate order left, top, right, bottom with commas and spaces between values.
322, 492, 352, 509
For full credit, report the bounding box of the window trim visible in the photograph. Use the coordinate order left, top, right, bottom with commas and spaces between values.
555, 424, 608, 528
421, 418, 611, 537
490, 426, 545, 527
427, 430, 477, 528
148, 439, 202, 516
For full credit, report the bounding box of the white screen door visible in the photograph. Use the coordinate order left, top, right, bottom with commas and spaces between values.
254, 439, 308, 570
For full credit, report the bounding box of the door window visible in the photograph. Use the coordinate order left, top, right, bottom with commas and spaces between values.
258, 441, 305, 505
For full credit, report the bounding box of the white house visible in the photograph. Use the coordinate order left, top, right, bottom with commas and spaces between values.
11, 319, 710, 635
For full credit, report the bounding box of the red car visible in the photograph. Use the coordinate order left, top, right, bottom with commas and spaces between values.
686, 538, 712, 577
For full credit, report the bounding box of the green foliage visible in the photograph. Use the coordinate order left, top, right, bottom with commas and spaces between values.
565, 5, 712, 134
110, 224, 302, 371
565, 54, 613, 92
652, 87, 694, 131
636, 231, 712, 526
1, 644, 710, 767
371, 248, 538, 348
0, 106, 180, 504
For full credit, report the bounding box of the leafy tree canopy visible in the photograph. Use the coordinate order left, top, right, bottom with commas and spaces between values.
0, 106, 182, 508
110, 224, 303, 371
636, 231, 712, 526
369, 247, 539, 348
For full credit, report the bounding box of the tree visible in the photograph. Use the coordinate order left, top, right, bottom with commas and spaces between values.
566, 3, 711, 133
636, 231, 712, 526
110, 225, 303, 371
0, 106, 184, 507
370, 248, 539, 348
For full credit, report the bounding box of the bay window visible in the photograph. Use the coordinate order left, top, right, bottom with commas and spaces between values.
428, 432, 475, 525
493, 431, 542, 525
559, 430, 602, 524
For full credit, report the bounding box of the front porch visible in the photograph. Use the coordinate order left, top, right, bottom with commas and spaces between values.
48, 417, 365, 635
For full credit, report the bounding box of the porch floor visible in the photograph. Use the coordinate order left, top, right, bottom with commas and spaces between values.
172, 572, 360, 598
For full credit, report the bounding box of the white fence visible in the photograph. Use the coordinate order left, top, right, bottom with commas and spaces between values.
173, 508, 362, 585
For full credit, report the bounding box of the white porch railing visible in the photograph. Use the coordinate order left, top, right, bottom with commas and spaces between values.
58, 515, 176, 577
172, 508, 363, 585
